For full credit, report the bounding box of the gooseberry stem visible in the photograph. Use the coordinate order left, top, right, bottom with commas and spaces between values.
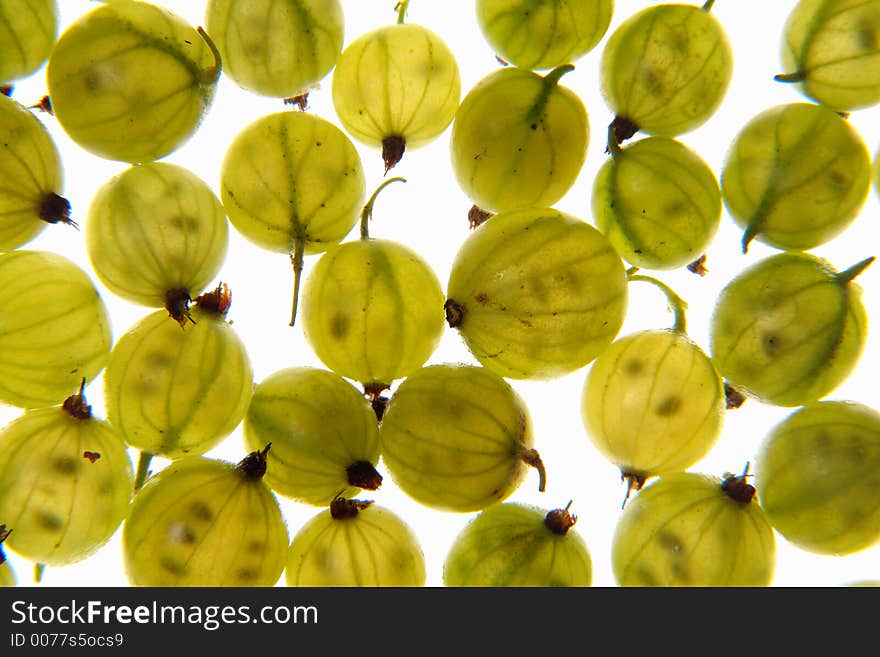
520, 448, 547, 492
606, 124, 622, 159
528, 65, 575, 124
289, 237, 305, 327
396, 0, 410, 24
34, 563, 46, 583
360, 177, 407, 239
626, 269, 689, 333
702, 0, 716, 11
134, 451, 154, 492
774, 71, 806, 83
196, 26, 222, 84
837, 256, 875, 285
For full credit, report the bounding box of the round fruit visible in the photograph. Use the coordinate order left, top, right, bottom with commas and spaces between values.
721, 102, 871, 252
450, 64, 588, 213
601, 2, 733, 145
445, 206, 628, 379
582, 328, 725, 488
86, 162, 228, 309
0, 250, 112, 409
46, 0, 220, 163
103, 284, 253, 459
379, 363, 545, 512
286, 497, 425, 587
710, 252, 871, 407
219, 110, 365, 325
756, 401, 880, 555
475, 0, 613, 70
777, 0, 880, 111
331, 17, 461, 171
0, 383, 132, 566
443, 502, 592, 586
204, 0, 344, 98
243, 367, 382, 506
300, 179, 445, 390
123, 446, 288, 586
612, 470, 776, 586
0, 0, 57, 84
0, 524, 14, 587
0, 93, 71, 251
593, 135, 721, 269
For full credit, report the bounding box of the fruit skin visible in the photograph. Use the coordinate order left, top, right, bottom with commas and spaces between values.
600, 3, 733, 138
0, 404, 133, 566
379, 363, 537, 513
123, 454, 288, 587
446, 207, 627, 380
443, 502, 592, 587
582, 329, 725, 480
450, 65, 588, 212
286, 500, 425, 587
593, 136, 721, 270
300, 238, 445, 389
0, 0, 58, 83
612, 472, 776, 587
475, 0, 613, 70
709, 252, 868, 407
46, 0, 219, 163
780, 0, 880, 111
86, 162, 229, 307
0, 250, 112, 409
0, 94, 65, 252
756, 401, 880, 556
721, 102, 871, 252
220, 111, 365, 255
331, 22, 461, 151
243, 367, 381, 506
103, 305, 253, 459
205, 0, 344, 98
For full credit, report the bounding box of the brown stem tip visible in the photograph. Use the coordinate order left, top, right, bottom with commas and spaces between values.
329, 497, 373, 520
283, 91, 309, 111
194, 282, 232, 316
381, 135, 406, 174
39, 192, 75, 228
444, 298, 463, 328
724, 382, 747, 410
544, 501, 576, 535
687, 254, 708, 277
607, 115, 639, 152
238, 443, 271, 480
165, 288, 193, 327
468, 205, 493, 229
621, 471, 648, 509
346, 460, 383, 491
721, 463, 756, 505
62, 378, 92, 420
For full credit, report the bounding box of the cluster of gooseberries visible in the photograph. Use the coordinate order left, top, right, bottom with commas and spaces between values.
0, 0, 879, 588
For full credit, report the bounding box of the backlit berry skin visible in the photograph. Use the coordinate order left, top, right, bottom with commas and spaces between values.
612, 472, 776, 587
721, 102, 871, 253
285, 500, 425, 587
779, 0, 880, 111
709, 252, 870, 408
756, 401, 880, 556
446, 207, 627, 380
123, 452, 288, 587
0, 94, 68, 252
0, 250, 112, 410
475, 0, 613, 71
0, 400, 132, 567
204, 0, 344, 98
103, 305, 253, 459
582, 329, 725, 481
450, 65, 588, 213
0, 0, 58, 84
379, 363, 540, 513
600, 3, 733, 139
46, 1, 219, 163
443, 502, 593, 587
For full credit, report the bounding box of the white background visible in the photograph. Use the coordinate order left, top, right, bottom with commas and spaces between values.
2, 0, 880, 587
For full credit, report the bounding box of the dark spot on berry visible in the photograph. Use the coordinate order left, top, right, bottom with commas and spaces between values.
237, 568, 258, 582
159, 556, 187, 575
655, 396, 681, 416
329, 312, 349, 339
52, 456, 77, 475
35, 511, 64, 532
189, 501, 214, 522
624, 359, 643, 375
